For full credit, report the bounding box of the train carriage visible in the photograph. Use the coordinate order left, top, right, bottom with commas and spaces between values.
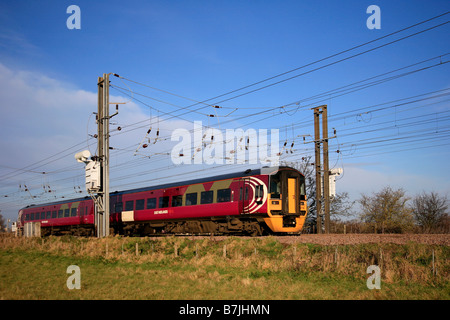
17, 166, 307, 236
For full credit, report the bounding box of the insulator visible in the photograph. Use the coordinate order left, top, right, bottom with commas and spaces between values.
143, 144, 148, 148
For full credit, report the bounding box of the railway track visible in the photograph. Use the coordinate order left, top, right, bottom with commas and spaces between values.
170, 233, 450, 245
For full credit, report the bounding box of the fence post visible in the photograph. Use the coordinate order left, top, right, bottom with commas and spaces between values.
335, 246, 338, 266
432, 249, 435, 276
223, 244, 227, 259
379, 247, 383, 269
136, 242, 139, 256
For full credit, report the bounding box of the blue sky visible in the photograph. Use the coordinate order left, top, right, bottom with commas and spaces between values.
0, 0, 449, 222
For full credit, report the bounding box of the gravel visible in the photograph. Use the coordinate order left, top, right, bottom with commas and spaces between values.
274, 234, 450, 246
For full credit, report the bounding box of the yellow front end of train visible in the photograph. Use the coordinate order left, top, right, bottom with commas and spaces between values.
263, 167, 308, 233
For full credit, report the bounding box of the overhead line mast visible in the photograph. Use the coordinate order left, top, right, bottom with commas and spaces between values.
97, 73, 120, 237
312, 105, 334, 234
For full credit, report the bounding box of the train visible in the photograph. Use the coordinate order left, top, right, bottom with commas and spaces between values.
17, 166, 307, 236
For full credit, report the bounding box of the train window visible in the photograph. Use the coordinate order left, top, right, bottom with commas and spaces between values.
270, 178, 281, 198
41, 212, 45, 219
172, 195, 183, 207
46, 211, 51, 219
217, 189, 231, 202
52, 211, 56, 218
239, 188, 243, 201
30, 213, 34, 220
136, 199, 145, 210
58, 210, 63, 218
115, 202, 123, 212
71, 208, 77, 217
300, 177, 306, 196
255, 185, 264, 198
185, 193, 197, 206
25, 214, 30, 221
125, 201, 134, 211
245, 187, 249, 201
64, 209, 70, 217
201, 191, 213, 204
159, 196, 169, 208
147, 198, 156, 209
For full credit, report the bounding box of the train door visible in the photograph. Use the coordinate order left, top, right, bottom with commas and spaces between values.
287, 177, 298, 214
79, 201, 87, 224
239, 178, 250, 214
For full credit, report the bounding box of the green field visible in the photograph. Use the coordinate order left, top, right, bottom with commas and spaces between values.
0, 235, 448, 300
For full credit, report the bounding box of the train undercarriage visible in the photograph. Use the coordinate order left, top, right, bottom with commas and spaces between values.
38, 215, 301, 237
122, 216, 268, 236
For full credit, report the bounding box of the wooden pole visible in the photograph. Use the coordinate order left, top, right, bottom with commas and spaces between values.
313, 107, 322, 234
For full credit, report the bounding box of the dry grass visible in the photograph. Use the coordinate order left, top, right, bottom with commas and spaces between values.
0, 233, 448, 299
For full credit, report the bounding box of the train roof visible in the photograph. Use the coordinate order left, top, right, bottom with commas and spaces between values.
112, 166, 286, 196
20, 166, 300, 210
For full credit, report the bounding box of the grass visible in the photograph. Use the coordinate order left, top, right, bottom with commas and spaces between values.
0, 235, 448, 300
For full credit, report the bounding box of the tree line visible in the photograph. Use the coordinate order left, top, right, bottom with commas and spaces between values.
287, 159, 449, 234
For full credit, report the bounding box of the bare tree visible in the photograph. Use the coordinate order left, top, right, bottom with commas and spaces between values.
330, 192, 355, 219
359, 186, 414, 233
0, 214, 5, 233
412, 192, 448, 233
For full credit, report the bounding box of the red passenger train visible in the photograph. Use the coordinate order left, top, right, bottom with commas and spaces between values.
17, 166, 307, 236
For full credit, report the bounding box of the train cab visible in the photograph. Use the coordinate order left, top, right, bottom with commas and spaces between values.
263, 167, 307, 233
